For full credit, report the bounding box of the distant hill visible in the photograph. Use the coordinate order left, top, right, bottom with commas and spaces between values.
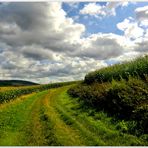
0, 80, 38, 87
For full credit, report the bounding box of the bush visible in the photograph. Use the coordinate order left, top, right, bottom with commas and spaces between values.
68, 83, 109, 108
68, 77, 148, 135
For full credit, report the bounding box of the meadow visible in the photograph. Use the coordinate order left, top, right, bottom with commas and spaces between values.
0, 86, 147, 146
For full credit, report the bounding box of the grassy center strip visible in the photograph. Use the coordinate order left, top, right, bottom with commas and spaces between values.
41, 90, 86, 146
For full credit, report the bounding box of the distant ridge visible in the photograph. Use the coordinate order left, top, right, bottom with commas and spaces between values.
0, 80, 38, 87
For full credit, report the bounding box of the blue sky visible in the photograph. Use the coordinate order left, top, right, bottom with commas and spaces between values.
62, 2, 148, 36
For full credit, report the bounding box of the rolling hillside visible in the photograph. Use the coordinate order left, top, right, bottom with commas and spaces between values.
0, 80, 38, 87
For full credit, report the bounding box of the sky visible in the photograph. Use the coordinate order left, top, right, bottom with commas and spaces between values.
0, 2, 148, 84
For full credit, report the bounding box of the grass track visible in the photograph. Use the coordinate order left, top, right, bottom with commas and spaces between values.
0, 85, 146, 146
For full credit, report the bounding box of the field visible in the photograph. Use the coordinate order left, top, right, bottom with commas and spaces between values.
0, 56, 147, 146
0, 85, 147, 146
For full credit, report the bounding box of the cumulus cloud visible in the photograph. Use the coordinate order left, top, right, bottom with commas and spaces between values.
135, 5, 148, 27
134, 39, 148, 52
117, 18, 144, 39
72, 33, 125, 60
0, 2, 147, 83
80, 3, 106, 17
80, 2, 129, 18
0, 2, 109, 83
108, 51, 144, 65
0, 2, 85, 48
116, 6, 148, 54
135, 5, 148, 20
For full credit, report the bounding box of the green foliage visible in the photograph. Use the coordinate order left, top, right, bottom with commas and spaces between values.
85, 55, 148, 84
68, 83, 109, 108
107, 77, 148, 117
68, 77, 148, 135
57, 86, 146, 146
116, 120, 128, 133
68, 55, 148, 136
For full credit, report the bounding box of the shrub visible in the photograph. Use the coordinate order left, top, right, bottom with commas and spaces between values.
68, 77, 148, 135
68, 83, 109, 108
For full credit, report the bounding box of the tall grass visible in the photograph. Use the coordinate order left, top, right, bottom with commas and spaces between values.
85, 55, 148, 84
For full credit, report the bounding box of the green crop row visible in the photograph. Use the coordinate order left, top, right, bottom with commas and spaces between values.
85, 55, 148, 84
0, 81, 76, 104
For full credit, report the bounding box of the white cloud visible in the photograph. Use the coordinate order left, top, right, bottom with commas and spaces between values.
134, 38, 148, 52
80, 2, 129, 18
0, 2, 110, 83
0, 2, 85, 48
117, 18, 144, 39
135, 5, 148, 19
116, 6, 148, 55
0, 2, 147, 83
135, 5, 148, 27
76, 33, 126, 59
80, 3, 106, 17
109, 51, 144, 63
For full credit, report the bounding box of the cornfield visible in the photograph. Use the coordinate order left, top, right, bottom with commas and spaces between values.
85, 55, 148, 84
